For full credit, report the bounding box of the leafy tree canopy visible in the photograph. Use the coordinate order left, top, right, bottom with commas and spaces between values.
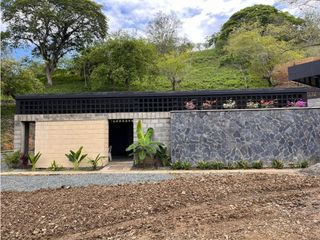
1, 0, 107, 86
209, 4, 303, 49
75, 34, 158, 90
1, 59, 44, 98
224, 26, 303, 86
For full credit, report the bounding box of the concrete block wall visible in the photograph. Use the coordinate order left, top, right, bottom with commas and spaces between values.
133, 118, 171, 149
35, 120, 108, 168
14, 112, 171, 168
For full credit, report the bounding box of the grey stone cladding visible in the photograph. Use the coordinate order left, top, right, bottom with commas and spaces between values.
171, 108, 320, 165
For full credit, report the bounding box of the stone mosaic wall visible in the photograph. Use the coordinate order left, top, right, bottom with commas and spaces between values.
171, 108, 320, 165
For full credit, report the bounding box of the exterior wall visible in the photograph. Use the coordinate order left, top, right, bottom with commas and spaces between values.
35, 120, 108, 168
308, 98, 320, 107
171, 108, 320, 165
14, 112, 171, 167
133, 118, 170, 150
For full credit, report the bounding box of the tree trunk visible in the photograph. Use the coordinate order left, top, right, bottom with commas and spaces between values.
45, 63, 54, 86
171, 78, 176, 91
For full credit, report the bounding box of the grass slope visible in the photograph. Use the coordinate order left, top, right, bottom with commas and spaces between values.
44, 49, 269, 94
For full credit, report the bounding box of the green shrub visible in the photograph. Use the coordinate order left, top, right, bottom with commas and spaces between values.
171, 161, 192, 170
28, 152, 41, 170
272, 159, 284, 169
225, 161, 235, 169
3, 151, 21, 168
88, 154, 104, 170
196, 161, 210, 169
297, 160, 309, 169
126, 120, 163, 167
235, 160, 249, 169
65, 146, 87, 170
209, 161, 225, 170
251, 160, 263, 169
49, 160, 63, 171
155, 145, 171, 167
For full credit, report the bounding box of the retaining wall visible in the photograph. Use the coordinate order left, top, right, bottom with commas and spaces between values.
171, 108, 320, 165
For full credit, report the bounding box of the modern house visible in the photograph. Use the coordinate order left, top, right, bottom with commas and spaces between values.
13, 60, 320, 167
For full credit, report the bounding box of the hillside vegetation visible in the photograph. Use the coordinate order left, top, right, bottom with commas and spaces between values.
43, 49, 269, 95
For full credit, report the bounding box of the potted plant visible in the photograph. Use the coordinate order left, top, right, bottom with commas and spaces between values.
202, 100, 217, 109
223, 99, 236, 109
126, 120, 164, 168
287, 100, 306, 107
184, 100, 196, 110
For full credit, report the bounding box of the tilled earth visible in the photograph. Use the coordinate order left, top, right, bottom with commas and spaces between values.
1, 173, 320, 240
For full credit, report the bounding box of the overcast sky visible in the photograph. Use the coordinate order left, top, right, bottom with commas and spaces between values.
4, 0, 293, 59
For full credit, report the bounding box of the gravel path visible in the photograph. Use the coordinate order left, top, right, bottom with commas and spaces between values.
0, 173, 174, 192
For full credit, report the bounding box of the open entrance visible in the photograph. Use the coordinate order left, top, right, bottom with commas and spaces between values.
22, 121, 35, 155
108, 119, 133, 161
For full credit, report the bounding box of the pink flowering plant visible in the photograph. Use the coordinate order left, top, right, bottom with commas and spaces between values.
185, 100, 196, 110
260, 99, 276, 108
202, 100, 217, 109
287, 100, 306, 107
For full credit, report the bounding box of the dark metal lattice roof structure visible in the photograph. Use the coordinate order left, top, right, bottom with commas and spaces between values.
15, 88, 308, 115
288, 60, 320, 88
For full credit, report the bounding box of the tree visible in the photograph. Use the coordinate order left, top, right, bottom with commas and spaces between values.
75, 35, 158, 90
1, 59, 44, 98
280, 0, 320, 10
1, 0, 107, 86
224, 27, 303, 86
147, 11, 191, 54
158, 52, 190, 91
208, 4, 303, 49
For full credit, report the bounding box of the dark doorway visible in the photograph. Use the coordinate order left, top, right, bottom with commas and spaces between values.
109, 119, 133, 160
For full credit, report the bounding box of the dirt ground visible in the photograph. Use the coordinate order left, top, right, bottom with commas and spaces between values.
1, 172, 320, 240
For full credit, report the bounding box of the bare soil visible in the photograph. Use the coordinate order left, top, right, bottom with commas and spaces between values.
1, 173, 320, 240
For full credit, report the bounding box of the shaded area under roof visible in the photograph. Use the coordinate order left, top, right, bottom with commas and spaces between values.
288, 60, 320, 88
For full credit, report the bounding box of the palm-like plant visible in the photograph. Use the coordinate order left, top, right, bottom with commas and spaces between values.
65, 146, 87, 170
126, 120, 163, 166
88, 154, 104, 170
28, 152, 41, 171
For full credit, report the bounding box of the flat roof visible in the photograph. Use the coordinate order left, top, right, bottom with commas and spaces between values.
16, 87, 308, 100
288, 60, 320, 88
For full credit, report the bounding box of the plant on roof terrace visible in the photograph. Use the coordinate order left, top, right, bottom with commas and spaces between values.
287, 100, 306, 107
260, 99, 276, 108
223, 99, 236, 109
202, 100, 217, 109
246, 100, 260, 109
185, 100, 196, 110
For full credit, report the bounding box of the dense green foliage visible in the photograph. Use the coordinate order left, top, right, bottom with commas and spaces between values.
1, 104, 15, 150
3, 151, 21, 168
223, 26, 303, 85
1, 0, 107, 85
126, 120, 163, 166
209, 4, 303, 49
75, 35, 158, 90
1, 59, 44, 98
